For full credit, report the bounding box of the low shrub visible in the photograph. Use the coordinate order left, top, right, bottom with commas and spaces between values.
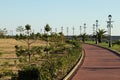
12, 41, 82, 80
15, 65, 40, 80
40, 41, 82, 80
113, 40, 120, 45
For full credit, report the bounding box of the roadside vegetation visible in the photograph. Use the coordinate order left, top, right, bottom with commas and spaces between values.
0, 24, 82, 80
79, 28, 120, 53
86, 29, 120, 53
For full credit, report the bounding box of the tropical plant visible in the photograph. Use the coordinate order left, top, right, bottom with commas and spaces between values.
81, 33, 87, 42
97, 29, 106, 43
16, 26, 24, 34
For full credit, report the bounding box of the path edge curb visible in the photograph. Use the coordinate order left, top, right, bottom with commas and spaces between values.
63, 48, 85, 80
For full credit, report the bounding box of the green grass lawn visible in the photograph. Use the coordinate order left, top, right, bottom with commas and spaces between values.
86, 41, 120, 54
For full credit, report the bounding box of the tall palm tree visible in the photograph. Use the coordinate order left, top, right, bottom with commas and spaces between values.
97, 29, 106, 43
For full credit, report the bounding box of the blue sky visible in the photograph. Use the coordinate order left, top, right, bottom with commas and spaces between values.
0, 0, 120, 35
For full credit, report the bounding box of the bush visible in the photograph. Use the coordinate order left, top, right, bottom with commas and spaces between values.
12, 41, 82, 80
0, 52, 2, 56
3, 70, 14, 76
113, 40, 120, 45
39, 41, 82, 79
40, 60, 58, 80
0, 70, 14, 79
16, 65, 40, 80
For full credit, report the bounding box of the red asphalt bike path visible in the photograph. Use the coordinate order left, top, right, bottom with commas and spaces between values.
72, 44, 120, 80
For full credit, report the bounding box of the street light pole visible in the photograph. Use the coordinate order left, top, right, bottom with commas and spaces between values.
93, 24, 95, 42
67, 27, 69, 39
107, 15, 113, 47
72, 26, 75, 40
93, 24, 95, 35
84, 23, 86, 34
73, 26, 75, 36
40, 28, 42, 34
51, 27, 52, 33
95, 20, 98, 44
80, 26, 82, 35
61, 26, 63, 33
55, 28, 57, 33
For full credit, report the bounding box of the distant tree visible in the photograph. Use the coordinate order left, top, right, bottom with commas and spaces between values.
15, 24, 37, 63
25, 24, 31, 63
73, 35, 79, 41
36, 32, 41, 39
45, 24, 51, 33
3, 28, 7, 35
44, 24, 51, 55
44, 24, 51, 46
0, 28, 7, 38
51, 32, 58, 41
97, 29, 106, 43
16, 26, 24, 34
81, 33, 87, 42
59, 32, 64, 43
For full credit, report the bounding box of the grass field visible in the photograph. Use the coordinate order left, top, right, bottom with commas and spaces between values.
0, 38, 47, 65
0, 39, 47, 58
0, 38, 81, 80
0, 39, 47, 79
0, 37, 85, 80
86, 41, 120, 53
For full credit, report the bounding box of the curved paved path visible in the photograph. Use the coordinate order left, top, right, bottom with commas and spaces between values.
72, 44, 120, 80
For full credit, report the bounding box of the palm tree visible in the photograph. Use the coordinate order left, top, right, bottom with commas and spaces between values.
81, 33, 87, 42
97, 29, 106, 43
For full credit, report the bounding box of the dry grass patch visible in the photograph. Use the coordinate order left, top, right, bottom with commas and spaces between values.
0, 38, 47, 77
